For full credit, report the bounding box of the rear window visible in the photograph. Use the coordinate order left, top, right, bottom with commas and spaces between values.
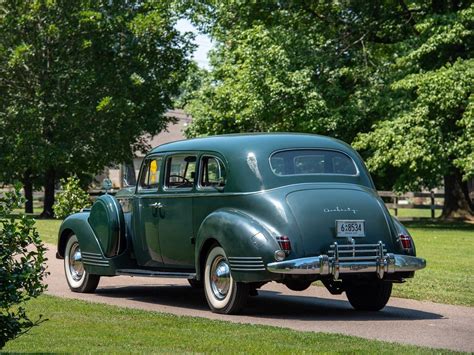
270, 150, 357, 176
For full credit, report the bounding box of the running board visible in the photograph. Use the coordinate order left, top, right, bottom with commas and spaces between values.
116, 269, 196, 279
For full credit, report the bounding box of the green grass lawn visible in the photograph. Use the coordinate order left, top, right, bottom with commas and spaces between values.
34, 218, 62, 244
33, 218, 473, 306
392, 221, 474, 306
2, 295, 454, 353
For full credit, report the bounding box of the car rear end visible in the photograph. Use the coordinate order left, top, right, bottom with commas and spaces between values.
264, 148, 426, 310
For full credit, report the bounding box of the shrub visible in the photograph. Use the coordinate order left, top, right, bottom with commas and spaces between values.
53, 176, 91, 219
0, 186, 48, 349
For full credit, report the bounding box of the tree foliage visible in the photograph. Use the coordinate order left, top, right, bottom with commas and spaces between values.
0, 0, 194, 216
353, 3, 473, 218
183, 1, 386, 143
181, 0, 473, 218
0, 186, 47, 348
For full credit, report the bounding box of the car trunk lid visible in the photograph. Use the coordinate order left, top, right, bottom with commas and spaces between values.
286, 185, 395, 256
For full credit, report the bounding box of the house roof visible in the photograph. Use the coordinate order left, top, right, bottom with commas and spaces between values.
136, 109, 192, 157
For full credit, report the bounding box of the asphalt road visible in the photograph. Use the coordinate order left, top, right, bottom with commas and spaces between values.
44, 246, 473, 352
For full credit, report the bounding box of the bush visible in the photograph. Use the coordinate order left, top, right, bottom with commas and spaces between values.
53, 176, 91, 219
0, 186, 48, 349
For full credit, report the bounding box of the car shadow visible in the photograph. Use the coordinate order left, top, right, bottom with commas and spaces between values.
95, 284, 443, 321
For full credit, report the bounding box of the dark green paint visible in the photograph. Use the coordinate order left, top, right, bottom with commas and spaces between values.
88, 195, 124, 257
57, 133, 414, 282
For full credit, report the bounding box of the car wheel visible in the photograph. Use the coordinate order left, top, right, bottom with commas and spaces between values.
64, 234, 100, 293
204, 245, 249, 314
345, 280, 392, 311
188, 278, 203, 289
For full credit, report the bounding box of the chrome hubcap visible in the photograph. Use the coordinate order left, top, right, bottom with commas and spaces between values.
68, 242, 84, 282
210, 256, 230, 300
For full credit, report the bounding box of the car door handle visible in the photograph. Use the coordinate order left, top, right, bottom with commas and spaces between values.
149, 202, 164, 209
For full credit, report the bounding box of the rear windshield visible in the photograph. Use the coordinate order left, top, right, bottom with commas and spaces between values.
270, 149, 357, 176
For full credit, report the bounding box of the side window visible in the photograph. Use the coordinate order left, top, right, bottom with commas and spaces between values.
200, 156, 226, 188
138, 157, 162, 191
165, 155, 196, 189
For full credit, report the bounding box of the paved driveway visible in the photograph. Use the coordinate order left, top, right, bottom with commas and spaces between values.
45, 246, 474, 352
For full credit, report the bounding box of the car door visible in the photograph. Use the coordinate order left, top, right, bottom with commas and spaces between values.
158, 153, 196, 269
133, 155, 164, 267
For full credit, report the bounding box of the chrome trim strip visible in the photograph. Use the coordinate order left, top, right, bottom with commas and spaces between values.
268, 148, 361, 177
231, 268, 266, 272
83, 261, 110, 267
116, 269, 196, 279
229, 261, 264, 267
81, 255, 105, 260
328, 248, 387, 254
329, 243, 385, 248
81, 251, 102, 257
228, 257, 263, 260
135, 182, 376, 199
82, 258, 109, 264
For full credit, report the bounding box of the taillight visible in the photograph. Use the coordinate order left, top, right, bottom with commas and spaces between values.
276, 236, 291, 255
399, 234, 413, 250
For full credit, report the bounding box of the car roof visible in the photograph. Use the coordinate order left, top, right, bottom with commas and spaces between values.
149, 133, 353, 156
147, 133, 374, 192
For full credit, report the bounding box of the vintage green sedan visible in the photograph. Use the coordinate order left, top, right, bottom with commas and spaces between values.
57, 133, 426, 314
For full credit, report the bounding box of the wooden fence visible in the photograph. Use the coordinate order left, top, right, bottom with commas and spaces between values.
378, 191, 444, 218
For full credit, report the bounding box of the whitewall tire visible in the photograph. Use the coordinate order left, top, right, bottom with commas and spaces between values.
204, 245, 248, 314
64, 234, 100, 293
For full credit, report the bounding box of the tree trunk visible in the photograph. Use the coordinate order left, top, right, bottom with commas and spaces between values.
40, 167, 56, 218
23, 170, 33, 214
441, 168, 474, 220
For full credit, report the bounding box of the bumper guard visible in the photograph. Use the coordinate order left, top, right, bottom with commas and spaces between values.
267, 241, 426, 279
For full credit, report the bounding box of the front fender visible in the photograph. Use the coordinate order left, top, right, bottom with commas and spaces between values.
195, 209, 282, 283
57, 212, 135, 275
57, 212, 115, 275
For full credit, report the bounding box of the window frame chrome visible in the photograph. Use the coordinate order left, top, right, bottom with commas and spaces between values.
162, 153, 198, 192
269, 148, 360, 177
197, 154, 227, 191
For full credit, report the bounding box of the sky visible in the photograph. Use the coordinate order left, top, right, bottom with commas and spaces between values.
176, 18, 213, 70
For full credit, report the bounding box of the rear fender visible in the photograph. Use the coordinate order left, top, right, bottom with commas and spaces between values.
195, 209, 281, 283
391, 217, 417, 256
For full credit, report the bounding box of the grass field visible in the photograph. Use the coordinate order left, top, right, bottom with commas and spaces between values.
33, 218, 474, 306
391, 221, 473, 306
34, 218, 62, 244
2, 295, 453, 353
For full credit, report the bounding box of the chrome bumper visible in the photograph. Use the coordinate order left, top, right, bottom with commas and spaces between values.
267, 241, 426, 279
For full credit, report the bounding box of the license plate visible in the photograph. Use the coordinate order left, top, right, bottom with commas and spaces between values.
336, 220, 365, 237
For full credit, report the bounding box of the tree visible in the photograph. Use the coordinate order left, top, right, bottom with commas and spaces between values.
354, 4, 473, 219
180, 0, 473, 219
0, 186, 47, 348
0, 0, 194, 216
173, 61, 208, 110
183, 1, 386, 143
